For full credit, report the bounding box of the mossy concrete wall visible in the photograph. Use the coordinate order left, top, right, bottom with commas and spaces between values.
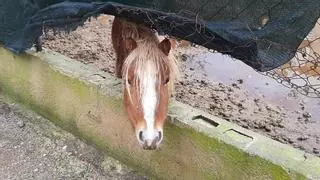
0, 46, 319, 179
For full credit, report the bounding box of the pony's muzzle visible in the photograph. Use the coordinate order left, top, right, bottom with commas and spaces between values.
137, 130, 163, 150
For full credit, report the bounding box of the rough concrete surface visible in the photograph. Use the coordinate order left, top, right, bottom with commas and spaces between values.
0, 99, 148, 180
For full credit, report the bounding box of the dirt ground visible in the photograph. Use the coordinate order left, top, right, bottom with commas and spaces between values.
42, 15, 320, 157
0, 98, 148, 180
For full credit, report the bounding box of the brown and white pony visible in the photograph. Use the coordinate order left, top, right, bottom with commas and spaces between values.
111, 17, 179, 150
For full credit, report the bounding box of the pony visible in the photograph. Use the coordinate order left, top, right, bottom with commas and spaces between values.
111, 17, 179, 150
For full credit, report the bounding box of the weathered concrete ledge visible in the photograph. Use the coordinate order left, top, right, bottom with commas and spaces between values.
0, 46, 319, 179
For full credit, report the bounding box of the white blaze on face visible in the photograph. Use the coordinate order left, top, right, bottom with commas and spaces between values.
141, 62, 158, 140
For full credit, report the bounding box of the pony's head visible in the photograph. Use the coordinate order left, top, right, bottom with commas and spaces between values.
122, 37, 178, 150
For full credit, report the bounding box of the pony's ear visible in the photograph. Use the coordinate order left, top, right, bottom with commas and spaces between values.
125, 38, 137, 52
158, 38, 171, 56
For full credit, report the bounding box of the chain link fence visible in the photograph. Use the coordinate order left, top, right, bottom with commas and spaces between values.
263, 19, 320, 97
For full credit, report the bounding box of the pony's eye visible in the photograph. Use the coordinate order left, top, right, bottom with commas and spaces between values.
127, 79, 132, 85
164, 78, 170, 84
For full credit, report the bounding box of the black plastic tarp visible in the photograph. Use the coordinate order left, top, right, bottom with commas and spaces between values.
1, 0, 319, 71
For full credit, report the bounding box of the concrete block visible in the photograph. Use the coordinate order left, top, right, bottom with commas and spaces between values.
0, 47, 319, 179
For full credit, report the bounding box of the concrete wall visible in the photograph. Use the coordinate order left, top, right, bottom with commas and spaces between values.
0, 46, 319, 179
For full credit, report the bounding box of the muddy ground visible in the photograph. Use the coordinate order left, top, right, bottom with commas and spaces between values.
0, 98, 147, 179
42, 15, 320, 157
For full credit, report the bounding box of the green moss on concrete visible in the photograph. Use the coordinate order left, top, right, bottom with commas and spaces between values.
76, 131, 160, 180
50, 112, 303, 180
0, 73, 82, 138
165, 123, 302, 180
76, 120, 305, 180
0, 47, 309, 180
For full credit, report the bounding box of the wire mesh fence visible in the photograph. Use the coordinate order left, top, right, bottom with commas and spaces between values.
262, 18, 320, 98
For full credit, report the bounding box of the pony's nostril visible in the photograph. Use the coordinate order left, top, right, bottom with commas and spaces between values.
138, 131, 144, 142
158, 131, 162, 141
